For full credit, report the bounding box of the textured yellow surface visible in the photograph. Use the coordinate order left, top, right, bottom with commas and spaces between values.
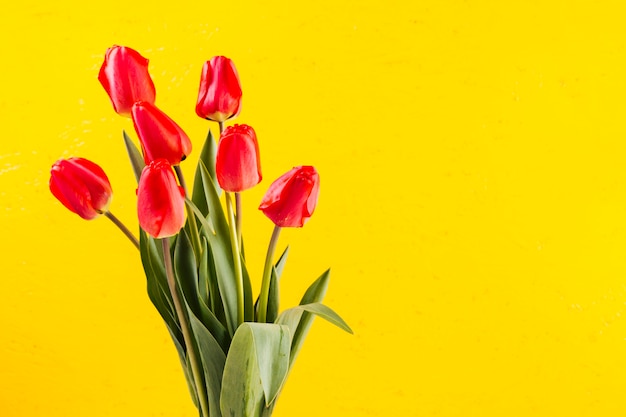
3, 0, 626, 416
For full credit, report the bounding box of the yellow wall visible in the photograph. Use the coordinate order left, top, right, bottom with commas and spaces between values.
3, 0, 626, 415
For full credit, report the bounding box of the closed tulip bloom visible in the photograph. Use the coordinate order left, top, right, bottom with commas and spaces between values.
137, 159, 186, 238
195, 56, 242, 122
98, 45, 156, 117
131, 101, 192, 165
49, 157, 113, 220
216, 124, 262, 192
259, 166, 320, 228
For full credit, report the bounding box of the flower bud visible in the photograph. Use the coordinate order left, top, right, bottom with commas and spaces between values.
216, 124, 262, 192
259, 166, 320, 228
98, 45, 156, 117
131, 101, 192, 165
137, 159, 186, 238
195, 56, 242, 122
49, 157, 113, 220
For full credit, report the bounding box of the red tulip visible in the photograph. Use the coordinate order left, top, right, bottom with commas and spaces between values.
49, 157, 113, 220
195, 56, 242, 122
131, 101, 192, 165
216, 124, 262, 192
98, 45, 156, 117
259, 166, 320, 228
137, 159, 186, 238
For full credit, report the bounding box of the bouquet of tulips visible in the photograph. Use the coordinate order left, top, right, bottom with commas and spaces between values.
49, 46, 351, 417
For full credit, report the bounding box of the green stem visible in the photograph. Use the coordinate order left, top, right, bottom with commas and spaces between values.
235, 192, 242, 251
104, 211, 139, 250
218, 121, 225, 136
174, 165, 202, 264
162, 239, 210, 417
258, 225, 281, 323
225, 192, 245, 327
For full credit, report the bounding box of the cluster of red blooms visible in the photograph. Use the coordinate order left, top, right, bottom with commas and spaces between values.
50, 46, 320, 238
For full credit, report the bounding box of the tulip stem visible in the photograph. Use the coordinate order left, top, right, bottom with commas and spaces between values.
235, 192, 243, 251
104, 211, 139, 249
225, 192, 245, 327
162, 238, 210, 417
174, 165, 202, 263
218, 121, 225, 136
258, 225, 281, 323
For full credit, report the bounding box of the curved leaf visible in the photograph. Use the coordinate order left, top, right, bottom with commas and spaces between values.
221, 323, 291, 416
123, 130, 145, 184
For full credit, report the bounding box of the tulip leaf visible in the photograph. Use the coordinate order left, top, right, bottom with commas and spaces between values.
140, 231, 201, 407
276, 303, 351, 373
254, 246, 289, 322
276, 270, 330, 367
241, 256, 255, 323
123, 130, 145, 183
198, 238, 229, 344
220, 323, 290, 417
139, 230, 181, 344
266, 267, 280, 323
192, 128, 220, 220
174, 229, 202, 319
181, 339, 199, 409
274, 246, 289, 280
197, 163, 246, 337
188, 307, 226, 417
296, 303, 352, 334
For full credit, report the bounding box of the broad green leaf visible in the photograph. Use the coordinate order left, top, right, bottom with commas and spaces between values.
248, 323, 290, 405
192, 128, 220, 220
220, 323, 290, 416
189, 309, 226, 417
123, 130, 145, 183
220, 329, 264, 417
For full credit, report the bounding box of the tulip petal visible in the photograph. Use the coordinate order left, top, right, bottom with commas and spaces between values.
137, 159, 186, 238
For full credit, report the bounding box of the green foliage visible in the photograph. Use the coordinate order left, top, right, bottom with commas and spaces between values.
132, 127, 350, 417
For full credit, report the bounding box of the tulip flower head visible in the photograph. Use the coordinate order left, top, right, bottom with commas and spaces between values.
49, 157, 113, 220
98, 45, 156, 117
259, 166, 320, 227
195, 56, 242, 122
216, 124, 262, 192
131, 101, 192, 165
137, 159, 186, 238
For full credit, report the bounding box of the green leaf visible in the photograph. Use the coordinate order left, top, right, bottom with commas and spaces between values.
241, 256, 255, 323
197, 164, 241, 336
274, 246, 289, 279
266, 267, 280, 323
123, 130, 145, 183
198, 238, 228, 338
188, 309, 226, 417
192, 128, 220, 220
276, 270, 330, 367
174, 229, 202, 319
220, 323, 290, 417
139, 231, 182, 345
254, 246, 289, 322
140, 231, 201, 408
297, 303, 352, 334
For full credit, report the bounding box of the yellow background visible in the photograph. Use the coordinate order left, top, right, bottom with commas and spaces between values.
2, 0, 626, 415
